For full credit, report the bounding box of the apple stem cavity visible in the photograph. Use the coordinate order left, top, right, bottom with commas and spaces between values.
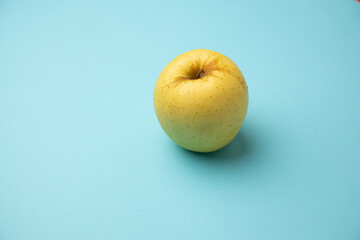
196, 69, 206, 79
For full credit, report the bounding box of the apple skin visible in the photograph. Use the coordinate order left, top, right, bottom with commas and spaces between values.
154, 49, 248, 152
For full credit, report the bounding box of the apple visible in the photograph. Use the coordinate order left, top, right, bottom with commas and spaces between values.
154, 49, 248, 152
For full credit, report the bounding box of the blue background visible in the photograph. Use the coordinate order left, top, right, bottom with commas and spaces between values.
0, 0, 359, 239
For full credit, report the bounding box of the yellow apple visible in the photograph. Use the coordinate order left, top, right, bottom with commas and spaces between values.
154, 49, 248, 152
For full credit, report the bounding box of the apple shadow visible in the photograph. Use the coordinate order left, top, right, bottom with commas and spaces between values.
176, 127, 255, 167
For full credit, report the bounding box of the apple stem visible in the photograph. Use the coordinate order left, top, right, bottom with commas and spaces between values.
197, 69, 206, 79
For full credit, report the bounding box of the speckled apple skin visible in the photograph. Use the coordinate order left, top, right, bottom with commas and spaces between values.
154, 49, 248, 152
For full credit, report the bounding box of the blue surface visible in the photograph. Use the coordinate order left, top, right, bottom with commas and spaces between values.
1, 0, 360, 239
